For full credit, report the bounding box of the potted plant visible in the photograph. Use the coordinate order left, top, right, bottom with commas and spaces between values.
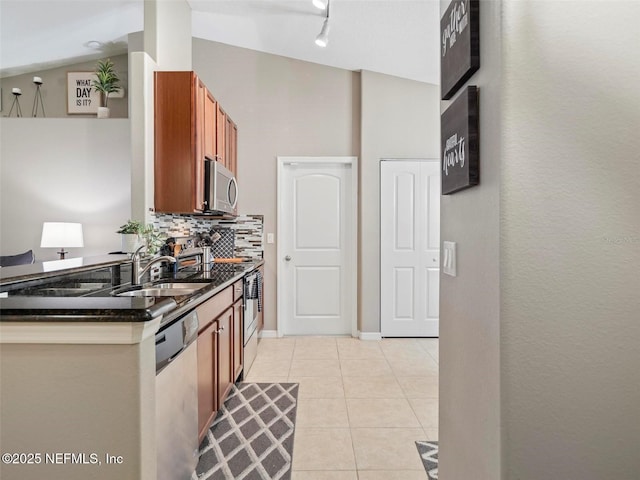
142, 224, 163, 256
92, 58, 120, 118
117, 220, 143, 253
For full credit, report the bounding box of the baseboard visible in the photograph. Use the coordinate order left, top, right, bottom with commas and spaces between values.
358, 331, 382, 341
258, 330, 278, 339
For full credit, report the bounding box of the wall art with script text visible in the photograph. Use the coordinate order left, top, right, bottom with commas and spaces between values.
441, 86, 479, 195
440, 0, 479, 100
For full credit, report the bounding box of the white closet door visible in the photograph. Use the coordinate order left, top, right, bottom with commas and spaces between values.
381, 160, 440, 337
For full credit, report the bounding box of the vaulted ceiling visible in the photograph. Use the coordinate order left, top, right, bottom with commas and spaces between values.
0, 0, 440, 84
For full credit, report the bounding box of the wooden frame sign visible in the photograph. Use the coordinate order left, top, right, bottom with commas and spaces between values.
67, 72, 100, 114
440, 0, 480, 100
441, 86, 479, 195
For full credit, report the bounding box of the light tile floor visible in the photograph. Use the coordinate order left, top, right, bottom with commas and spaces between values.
245, 336, 439, 480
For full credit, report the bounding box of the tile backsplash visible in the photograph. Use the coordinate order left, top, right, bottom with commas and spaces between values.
153, 214, 264, 259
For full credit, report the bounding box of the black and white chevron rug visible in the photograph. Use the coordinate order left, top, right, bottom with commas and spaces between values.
416, 440, 438, 480
193, 383, 299, 480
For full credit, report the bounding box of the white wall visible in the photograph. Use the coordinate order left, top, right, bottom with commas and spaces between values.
500, 1, 640, 478
438, 0, 502, 477
192, 38, 360, 332
360, 70, 440, 333
440, 1, 640, 479
0, 118, 131, 260
0, 55, 129, 118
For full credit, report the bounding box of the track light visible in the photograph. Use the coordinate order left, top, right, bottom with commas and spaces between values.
315, 18, 330, 47
312, 0, 328, 10
314, 0, 330, 48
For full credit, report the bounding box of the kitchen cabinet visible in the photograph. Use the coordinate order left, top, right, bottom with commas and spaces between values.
195, 281, 244, 442
154, 71, 208, 213
196, 286, 232, 441
203, 88, 217, 162
154, 71, 237, 214
228, 120, 238, 179
216, 105, 227, 169
196, 320, 217, 440
216, 308, 233, 410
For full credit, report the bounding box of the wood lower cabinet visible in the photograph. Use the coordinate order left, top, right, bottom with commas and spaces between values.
216, 308, 233, 410
195, 282, 245, 442
196, 320, 217, 440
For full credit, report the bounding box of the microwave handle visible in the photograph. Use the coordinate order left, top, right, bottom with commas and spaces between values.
229, 176, 238, 209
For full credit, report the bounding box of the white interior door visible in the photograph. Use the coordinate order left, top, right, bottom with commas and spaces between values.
278, 157, 357, 336
380, 160, 440, 337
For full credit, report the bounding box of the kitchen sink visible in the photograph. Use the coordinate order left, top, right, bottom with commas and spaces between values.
114, 282, 208, 297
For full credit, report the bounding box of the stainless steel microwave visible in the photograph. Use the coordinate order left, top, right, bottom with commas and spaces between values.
204, 160, 238, 215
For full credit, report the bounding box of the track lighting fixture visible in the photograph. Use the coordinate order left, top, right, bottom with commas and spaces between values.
314, 0, 330, 47
312, 0, 328, 10
315, 19, 330, 47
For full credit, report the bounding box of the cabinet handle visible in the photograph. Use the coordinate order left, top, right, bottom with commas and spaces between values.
215, 326, 225, 334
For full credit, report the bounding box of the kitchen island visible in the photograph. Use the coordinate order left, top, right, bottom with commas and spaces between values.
0, 255, 262, 480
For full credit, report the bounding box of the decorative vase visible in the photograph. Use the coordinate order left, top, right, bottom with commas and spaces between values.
97, 106, 110, 119
121, 234, 141, 253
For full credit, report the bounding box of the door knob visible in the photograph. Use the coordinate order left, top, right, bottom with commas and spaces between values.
285, 255, 292, 261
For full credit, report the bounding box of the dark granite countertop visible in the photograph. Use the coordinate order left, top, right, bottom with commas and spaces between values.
0, 257, 264, 324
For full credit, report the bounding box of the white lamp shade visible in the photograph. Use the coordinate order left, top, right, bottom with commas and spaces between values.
41, 222, 84, 248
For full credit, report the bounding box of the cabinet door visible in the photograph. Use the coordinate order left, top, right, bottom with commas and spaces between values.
216, 106, 227, 167
203, 90, 217, 161
155, 71, 204, 213
233, 298, 243, 381
228, 121, 238, 178
197, 321, 217, 441
217, 308, 233, 408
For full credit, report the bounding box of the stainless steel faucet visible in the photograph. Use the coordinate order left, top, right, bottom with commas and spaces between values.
131, 245, 177, 285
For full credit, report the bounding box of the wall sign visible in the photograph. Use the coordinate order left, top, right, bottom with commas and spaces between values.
67, 72, 100, 114
441, 86, 479, 195
440, 0, 480, 100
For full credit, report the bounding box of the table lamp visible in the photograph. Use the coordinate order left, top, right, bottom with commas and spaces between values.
40, 222, 84, 259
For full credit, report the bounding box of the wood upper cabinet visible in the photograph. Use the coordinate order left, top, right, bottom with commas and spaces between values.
203, 89, 217, 162
154, 71, 208, 213
216, 105, 227, 168
228, 120, 238, 179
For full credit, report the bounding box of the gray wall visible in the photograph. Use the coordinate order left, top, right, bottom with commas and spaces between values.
438, 0, 502, 478
192, 38, 360, 332
0, 54, 128, 118
0, 118, 131, 260
439, 0, 640, 479
359, 70, 440, 333
500, 1, 640, 478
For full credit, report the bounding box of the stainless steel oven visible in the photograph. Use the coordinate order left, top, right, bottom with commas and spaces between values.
243, 270, 259, 375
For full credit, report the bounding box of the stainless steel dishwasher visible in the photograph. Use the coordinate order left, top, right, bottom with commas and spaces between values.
155, 310, 199, 480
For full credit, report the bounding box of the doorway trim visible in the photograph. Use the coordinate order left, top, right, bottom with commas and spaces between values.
276, 156, 358, 338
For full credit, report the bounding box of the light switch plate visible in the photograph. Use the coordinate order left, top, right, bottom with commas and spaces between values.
443, 241, 457, 277
267, 233, 275, 244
